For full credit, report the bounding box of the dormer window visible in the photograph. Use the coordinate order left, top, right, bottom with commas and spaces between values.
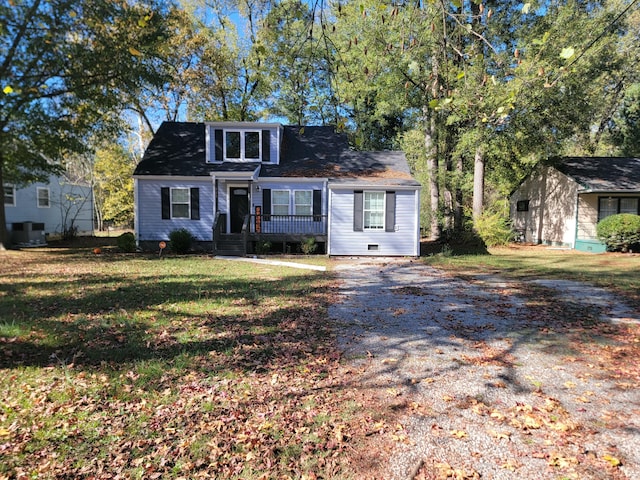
209, 124, 277, 163
225, 130, 260, 161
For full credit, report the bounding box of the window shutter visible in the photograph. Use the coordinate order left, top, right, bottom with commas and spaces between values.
262, 188, 271, 220
385, 191, 396, 232
190, 188, 200, 220
214, 129, 223, 161
353, 190, 363, 232
313, 190, 322, 221
161, 187, 170, 219
262, 130, 271, 162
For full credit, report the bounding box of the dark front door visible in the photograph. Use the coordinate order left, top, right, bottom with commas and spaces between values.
230, 187, 249, 233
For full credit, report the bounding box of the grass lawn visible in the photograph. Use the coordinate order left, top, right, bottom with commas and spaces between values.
0, 242, 363, 479
423, 243, 640, 309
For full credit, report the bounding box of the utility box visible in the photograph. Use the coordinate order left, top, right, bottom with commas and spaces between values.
11, 222, 46, 246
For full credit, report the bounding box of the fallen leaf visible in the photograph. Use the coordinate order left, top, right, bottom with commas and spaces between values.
603, 454, 621, 467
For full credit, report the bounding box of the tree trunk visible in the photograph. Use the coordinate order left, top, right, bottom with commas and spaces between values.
425, 107, 440, 240
472, 145, 484, 223
0, 153, 8, 250
455, 155, 464, 230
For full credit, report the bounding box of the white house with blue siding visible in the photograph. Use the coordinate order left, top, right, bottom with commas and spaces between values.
4, 174, 93, 245
133, 122, 421, 256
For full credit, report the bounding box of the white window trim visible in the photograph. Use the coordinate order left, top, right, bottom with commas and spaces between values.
4, 185, 16, 206
37, 187, 50, 208
272, 189, 290, 216
293, 189, 313, 216
171, 187, 190, 219
224, 129, 262, 162
363, 191, 385, 230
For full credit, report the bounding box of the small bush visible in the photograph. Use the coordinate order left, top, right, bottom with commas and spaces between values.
473, 211, 513, 247
169, 228, 194, 254
255, 241, 271, 255
597, 214, 640, 252
300, 237, 318, 255
117, 232, 136, 253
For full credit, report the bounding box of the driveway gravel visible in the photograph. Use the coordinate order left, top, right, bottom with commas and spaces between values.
329, 258, 640, 480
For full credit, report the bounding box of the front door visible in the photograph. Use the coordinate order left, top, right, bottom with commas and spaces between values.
229, 187, 249, 233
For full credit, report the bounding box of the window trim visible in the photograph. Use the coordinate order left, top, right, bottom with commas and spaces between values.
37, 187, 50, 208
171, 187, 191, 219
224, 129, 262, 162
4, 185, 16, 206
363, 191, 385, 230
293, 190, 313, 216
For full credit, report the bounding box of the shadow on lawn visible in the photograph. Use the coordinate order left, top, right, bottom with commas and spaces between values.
0, 256, 331, 375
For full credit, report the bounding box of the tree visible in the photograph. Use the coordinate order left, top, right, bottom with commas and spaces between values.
0, 0, 172, 249
93, 144, 137, 230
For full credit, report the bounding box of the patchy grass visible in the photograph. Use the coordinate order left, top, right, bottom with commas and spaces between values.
0, 245, 364, 479
423, 243, 640, 308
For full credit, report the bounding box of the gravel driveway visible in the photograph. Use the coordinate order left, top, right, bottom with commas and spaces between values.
329, 258, 640, 480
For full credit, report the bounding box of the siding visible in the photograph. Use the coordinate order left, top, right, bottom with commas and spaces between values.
577, 194, 599, 240
510, 166, 577, 247
328, 188, 419, 256
136, 178, 214, 241
5, 176, 93, 235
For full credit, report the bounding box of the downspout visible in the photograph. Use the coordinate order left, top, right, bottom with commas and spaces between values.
573, 193, 579, 250
326, 180, 331, 256
133, 178, 139, 247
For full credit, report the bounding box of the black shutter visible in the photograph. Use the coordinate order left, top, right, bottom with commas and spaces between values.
190, 188, 200, 220
313, 190, 322, 222
161, 187, 170, 219
214, 129, 223, 161
262, 188, 271, 221
353, 190, 363, 232
385, 191, 396, 232
262, 130, 271, 162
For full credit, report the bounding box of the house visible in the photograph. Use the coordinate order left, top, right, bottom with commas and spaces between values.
510, 157, 640, 252
133, 122, 422, 256
4, 174, 93, 245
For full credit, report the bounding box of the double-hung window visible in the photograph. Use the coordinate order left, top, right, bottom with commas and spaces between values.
364, 192, 385, 229
37, 187, 50, 208
171, 188, 190, 218
598, 197, 640, 221
4, 185, 15, 206
225, 130, 261, 161
272, 190, 289, 216
294, 190, 312, 216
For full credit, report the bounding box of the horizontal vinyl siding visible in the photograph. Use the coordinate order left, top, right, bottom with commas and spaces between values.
137, 178, 213, 241
5, 178, 93, 234
329, 188, 419, 256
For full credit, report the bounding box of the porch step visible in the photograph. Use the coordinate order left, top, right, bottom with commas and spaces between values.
215, 234, 245, 256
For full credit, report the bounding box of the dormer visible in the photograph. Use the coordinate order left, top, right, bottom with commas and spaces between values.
205, 122, 283, 165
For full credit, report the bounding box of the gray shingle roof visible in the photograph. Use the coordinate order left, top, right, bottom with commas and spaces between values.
555, 157, 640, 193
134, 122, 419, 186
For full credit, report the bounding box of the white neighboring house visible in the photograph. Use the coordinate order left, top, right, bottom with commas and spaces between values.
133, 122, 422, 256
510, 157, 640, 252
4, 174, 93, 245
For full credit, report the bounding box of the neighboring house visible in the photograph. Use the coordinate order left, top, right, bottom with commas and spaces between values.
510, 157, 640, 252
4, 174, 94, 245
133, 122, 422, 256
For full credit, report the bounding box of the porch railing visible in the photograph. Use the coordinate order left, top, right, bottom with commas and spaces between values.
248, 214, 327, 235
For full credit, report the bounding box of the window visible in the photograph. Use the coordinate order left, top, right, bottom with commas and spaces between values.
516, 200, 529, 212
598, 197, 640, 221
171, 188, 190, 218
294, 190, 312, 216
37, 187, 50, 208
364, 192, 385, 229
225, 130, 260, 161
4, 185, 15, 206
272, 190, 289, 216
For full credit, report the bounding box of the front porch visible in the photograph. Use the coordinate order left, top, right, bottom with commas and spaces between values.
213, 213, 328, 256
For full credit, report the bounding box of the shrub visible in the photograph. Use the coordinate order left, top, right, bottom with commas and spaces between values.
473, 210, 513, 247
255, 241, 271, 255
300, 237, 318, 255
596, 214, 640, 252
169, 228, 194, 254
117, 232, 136, 253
